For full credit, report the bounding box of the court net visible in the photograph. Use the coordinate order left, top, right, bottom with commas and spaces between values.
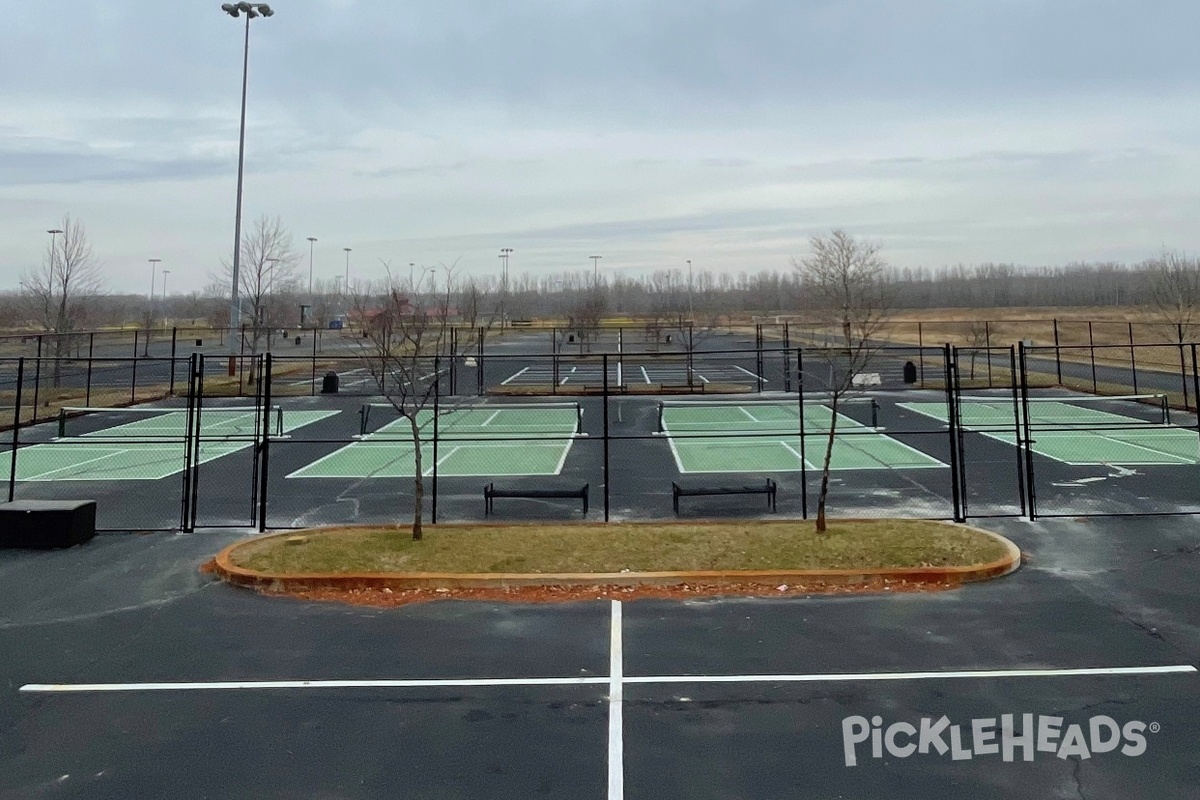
657, 397, 879, 433
58, 405, 284, 440
359, 401, 584, 437
956, 394, 1169, 428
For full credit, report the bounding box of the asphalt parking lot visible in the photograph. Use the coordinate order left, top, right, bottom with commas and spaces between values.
2, 515, 1198, 799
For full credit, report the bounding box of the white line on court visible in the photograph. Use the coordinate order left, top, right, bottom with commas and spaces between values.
608, 600, 624, 800
20, 665, 1195, 695
500, 367, 530, 385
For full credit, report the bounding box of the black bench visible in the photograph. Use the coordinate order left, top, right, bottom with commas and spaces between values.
485, 483, 589, 515
672, 478, 777, 514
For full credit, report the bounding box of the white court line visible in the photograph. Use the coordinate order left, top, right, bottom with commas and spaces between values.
423, 446, 461, 477
20, 665, 1195, 695
500, 367, 530, 385
609, 600, 624, 800
733, 365, 767, 383
19, 451, 132, 481
481, 411, 500, 427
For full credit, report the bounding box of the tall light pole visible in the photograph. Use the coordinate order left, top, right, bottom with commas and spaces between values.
47, 229, 62, 272
306, 236, 317, 297
221, 1, 275, 358
590, 255, 602, 286
161, 270, 171, 300
499, 247, 513, 329
686, 259, 693, 322
343, 247, 352, 290
144, 258, 161, 355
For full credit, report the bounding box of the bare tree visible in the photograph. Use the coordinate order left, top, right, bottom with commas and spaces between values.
1145, 248, 1200, 343
212, 215, 301, 380
792, 229, 892, 532
354, 263, 484, 541
19, 215, 104, 386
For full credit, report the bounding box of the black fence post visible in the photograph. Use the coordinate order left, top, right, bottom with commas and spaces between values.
755, 325, 764, 393
1008, 346, 1027, 517
1179, 323, 1191, 412
257, 353, 273, 532
944, 344, 965, 522
603, 353, 610, 522
8, 358, 24, 502
449, 329, 457, 397
180, 354, 200, 532
984, 321, 993, 388
1191, 345, 1200, 464
1052, 318, 1063, 384
85, 332, 94, 406
189, 356, 206, 531
32, 336, 42, 425
1088, 322, 1098, 394
1018, 342, 1037, 520
797, 347, 808, 519
169, 327, 179, 395
917, 323, 925, 384
1128, 322, 1139, 395
310, 331, 318, 397
131, 331, 140, 404
477, 327, 485, 395
782, 322, 792, 392
432, 356, 440, 524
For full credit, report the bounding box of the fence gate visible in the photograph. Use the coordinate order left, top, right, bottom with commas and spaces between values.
180, 354, 267, 531
951, 345, 1027, 519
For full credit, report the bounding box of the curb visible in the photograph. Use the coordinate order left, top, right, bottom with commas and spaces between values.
208, 522, 1022, 594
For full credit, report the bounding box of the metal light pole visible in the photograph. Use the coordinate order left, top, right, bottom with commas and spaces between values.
590, 255, 602, 286
221, 2, 275, 360
306, 236, 317, 297
145, 258, 161, 355
409, 262, 415, 289
499, 248, 512, 329
161, 270, 171, 300
343, 247, 351, 289
47, 229, 62, 271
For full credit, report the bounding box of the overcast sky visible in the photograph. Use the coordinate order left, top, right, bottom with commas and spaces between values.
3, 0, 1200, 295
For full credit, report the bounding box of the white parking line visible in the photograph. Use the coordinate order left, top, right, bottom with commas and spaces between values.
641, 366, 651, 384
25, 664, 1193, 695
733, 365, 766, 382
500, 367, 530, 385
608, 601, 624, 800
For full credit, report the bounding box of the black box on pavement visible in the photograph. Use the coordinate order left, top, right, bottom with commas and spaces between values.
0, 500, 97, 549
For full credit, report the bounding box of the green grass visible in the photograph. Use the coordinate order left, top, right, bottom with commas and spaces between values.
230, 520, 1009, 575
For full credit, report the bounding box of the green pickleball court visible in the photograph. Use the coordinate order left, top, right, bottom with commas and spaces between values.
288, 406, 580, 479
2, 409, 339, 481
660, 401, 944, 473
898, 398, 1200, 466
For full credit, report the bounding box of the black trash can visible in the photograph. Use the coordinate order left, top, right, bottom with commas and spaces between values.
903, 360, 918, 384
321, 371, 339, 394
295, 336, 302, 346
195, 339, 203, 347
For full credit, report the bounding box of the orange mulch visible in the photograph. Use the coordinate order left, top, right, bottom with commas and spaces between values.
257, 577, 951, 607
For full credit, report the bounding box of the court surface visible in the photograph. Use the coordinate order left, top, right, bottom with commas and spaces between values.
899, 397, 1200, 466
660, 400, 945, 473
287, 405, 582, 478
501, 362, 765, 386
0, 408, 338, 481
